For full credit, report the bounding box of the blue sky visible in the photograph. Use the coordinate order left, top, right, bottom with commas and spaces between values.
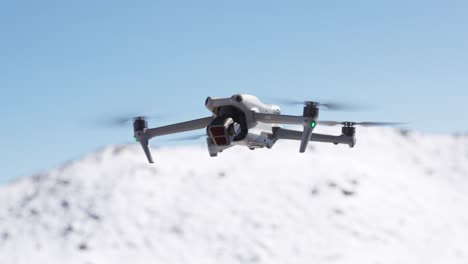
1, 0, 467, 182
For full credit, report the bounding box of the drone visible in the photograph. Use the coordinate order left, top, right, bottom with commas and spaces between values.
131, 94, 401, 163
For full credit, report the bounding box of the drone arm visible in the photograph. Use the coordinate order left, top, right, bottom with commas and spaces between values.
254, 113, 319, 151
134, 116, 213, 164
254, 113, 303, 125
310, 133, 355, 147
138, 137, 154, 163
144, 116, 214, 139
273, 128, 355, 147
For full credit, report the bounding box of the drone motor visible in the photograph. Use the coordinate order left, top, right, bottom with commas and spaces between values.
133, 117, 148, 132
303, 101, 319, 118
341, 122, 356, 137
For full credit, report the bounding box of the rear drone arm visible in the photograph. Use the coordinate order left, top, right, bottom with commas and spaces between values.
254, 109, 318, 152
254, 113, 303, 125
273, 127, 356, 147
134, 116, 214, 163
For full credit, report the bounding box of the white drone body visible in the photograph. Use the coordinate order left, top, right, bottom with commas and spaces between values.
204, 94, 282, 154
133, 94, 396, 163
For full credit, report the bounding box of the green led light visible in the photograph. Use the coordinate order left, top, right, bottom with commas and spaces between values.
311, 121, 317, 128
134, 137, 139, 142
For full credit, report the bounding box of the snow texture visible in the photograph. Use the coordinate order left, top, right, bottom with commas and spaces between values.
1, 127, 468, 264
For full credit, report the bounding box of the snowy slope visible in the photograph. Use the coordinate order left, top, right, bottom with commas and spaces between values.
1, 128, 468, 264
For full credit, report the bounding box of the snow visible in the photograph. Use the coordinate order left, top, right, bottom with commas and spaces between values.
1, 127, 468, 264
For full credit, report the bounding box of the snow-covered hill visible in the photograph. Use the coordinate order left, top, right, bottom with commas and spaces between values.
1, 128, 468, 264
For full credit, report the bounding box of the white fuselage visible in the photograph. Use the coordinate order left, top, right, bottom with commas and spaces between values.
204, 94, 282, 151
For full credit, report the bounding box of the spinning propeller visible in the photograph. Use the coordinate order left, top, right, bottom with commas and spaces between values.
274, 98, 366, 111
103, 114, 162, 127
318, 121, 405, 127
166, 134, 207, 141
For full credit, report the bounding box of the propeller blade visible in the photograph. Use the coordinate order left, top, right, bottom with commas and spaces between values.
354, 122, 406, 127
271, 98, 365, 111
274, 98, 304, 106
166, 133, 207, 142
99, 114, 163, 128
317, 121, 341, 126
318, 121, 405, 127
317, 102, 363, 111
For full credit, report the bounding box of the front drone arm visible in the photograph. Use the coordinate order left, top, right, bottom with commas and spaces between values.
273, 128, 355, 147
254, 104, 319, 152
143, 116, 214, 139
134, 116, 214, 163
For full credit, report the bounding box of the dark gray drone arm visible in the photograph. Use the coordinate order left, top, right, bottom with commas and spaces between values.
273, 128, 355, 147
144, 116, 214, 139
254, 113, 303, 125
134, 116, 214, 163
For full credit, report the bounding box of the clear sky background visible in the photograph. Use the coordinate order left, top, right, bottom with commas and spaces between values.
0, 0, 467, 182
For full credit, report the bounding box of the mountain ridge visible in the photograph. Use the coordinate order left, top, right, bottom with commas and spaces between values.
1, 128, 468, 264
